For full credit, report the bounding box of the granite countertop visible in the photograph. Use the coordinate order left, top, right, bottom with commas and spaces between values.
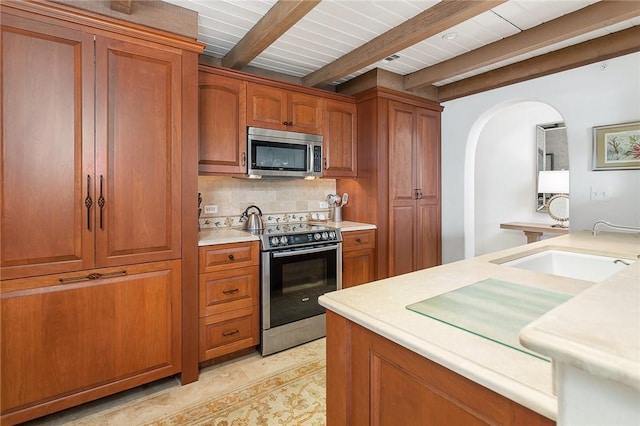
318, 231, 640, 420
198, 221, 376, 246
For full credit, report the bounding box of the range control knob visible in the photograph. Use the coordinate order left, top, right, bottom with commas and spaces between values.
280, 236, 289, 245
328, 231, 336, 239
270, 236, 280, 246
321, 232, 329, 240
313, 233, 321, 241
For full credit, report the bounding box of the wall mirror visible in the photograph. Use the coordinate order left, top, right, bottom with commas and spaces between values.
536, 122, 568, 212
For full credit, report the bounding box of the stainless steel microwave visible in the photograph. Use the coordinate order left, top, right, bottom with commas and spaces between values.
247, 127, 323, 179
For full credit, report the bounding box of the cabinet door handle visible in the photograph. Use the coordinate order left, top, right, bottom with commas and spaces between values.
241, 152, 246, 166
222, 288, 240, 295
415, 189, 423, 199
85, 175, 93, 230
59, 269, 127, 284
228, 254, 235, 260
323, 158, 327, 170
98, 175, 105, 229
222, 329, 239, 337
356, 238, 362, 243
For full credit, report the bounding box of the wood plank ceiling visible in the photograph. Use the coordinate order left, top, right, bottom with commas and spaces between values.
161, 0, 640, 101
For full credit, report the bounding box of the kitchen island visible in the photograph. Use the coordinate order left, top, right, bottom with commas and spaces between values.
319, 231, 639, 424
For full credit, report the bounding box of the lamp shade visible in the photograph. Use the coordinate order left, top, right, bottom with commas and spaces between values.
538, 170, 569, 194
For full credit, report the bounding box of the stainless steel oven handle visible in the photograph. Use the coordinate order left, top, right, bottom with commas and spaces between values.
271, 244, 339, 258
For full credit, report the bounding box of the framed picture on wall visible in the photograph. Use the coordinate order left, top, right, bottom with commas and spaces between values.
592, 121, 640, 170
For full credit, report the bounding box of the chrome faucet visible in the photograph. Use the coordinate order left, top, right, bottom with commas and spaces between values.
592, 220, 640, 236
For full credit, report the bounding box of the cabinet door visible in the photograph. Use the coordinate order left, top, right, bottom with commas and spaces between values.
246, 83, 288, 130
323, 99, 357, 177
388, 101, 417, 202
0, 260, 181, 419
415, 108, 441, 269
199, 72, 247, 174
289, 91, 323, 134
94, 36, 182, 266
343, 249, 375, 288
416, 107, 440, 201
1, 14, 95, 279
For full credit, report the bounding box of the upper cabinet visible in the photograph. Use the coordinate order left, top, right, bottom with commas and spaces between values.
1, 14, 182, 279
199, 71, 247, 175
323, 99, 357, 178
247, 82, 323, 134
198, 66, 358, 178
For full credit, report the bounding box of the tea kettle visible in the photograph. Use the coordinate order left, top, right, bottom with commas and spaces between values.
241, 205, 264, 231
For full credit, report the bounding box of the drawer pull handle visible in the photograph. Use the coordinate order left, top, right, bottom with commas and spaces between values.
222, 288, 240, 295
356, 238, 362, 243
59, 270, 127, 284
223, 329, 239, 337
228, 254, 235, 260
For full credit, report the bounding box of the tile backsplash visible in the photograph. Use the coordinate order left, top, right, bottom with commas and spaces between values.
198, 176, 336, 228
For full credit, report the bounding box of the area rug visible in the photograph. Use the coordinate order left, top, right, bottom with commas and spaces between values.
143, 359, 326, 426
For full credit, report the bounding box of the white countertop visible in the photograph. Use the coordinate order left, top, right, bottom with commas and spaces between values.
198, 221, 376, 246
198, 228, 259, 246
318, 231, 640, 420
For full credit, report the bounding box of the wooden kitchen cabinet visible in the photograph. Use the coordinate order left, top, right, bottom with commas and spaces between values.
198, 241, 260, 361
323, 99, 358, 178
198, 70, 247, 175
337, 88, 442, 279
247, 82, 323, 134
1, 12, 182, 279
1, 260, 182, 425
388, 101, 441, 275
326, 311, 554, 426
342, 229, 376, 288
1, 3, 202, 424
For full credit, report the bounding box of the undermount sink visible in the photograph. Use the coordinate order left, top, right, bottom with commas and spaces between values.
498, 249, 636, 282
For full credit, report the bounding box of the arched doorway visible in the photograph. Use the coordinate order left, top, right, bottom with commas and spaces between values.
463, 101, 564, 258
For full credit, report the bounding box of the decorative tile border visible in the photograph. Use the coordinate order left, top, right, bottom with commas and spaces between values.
199, 210, 332, 229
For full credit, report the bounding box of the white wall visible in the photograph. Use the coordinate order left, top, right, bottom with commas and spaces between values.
474, 102, 562, 255
442, 52, 640, 263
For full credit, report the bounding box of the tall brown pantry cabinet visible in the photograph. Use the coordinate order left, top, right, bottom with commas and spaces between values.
0, 3, 203, 424
337, 88, 442, 280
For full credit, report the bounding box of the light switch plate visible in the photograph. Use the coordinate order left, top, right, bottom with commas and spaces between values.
204, 205, 218, 214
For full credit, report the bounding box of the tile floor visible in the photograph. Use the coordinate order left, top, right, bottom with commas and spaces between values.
24, 338, 326, 425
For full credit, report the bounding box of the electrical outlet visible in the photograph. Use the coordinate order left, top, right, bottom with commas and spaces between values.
590, 187, 607, 201
204, 205, 218, 214
319, 201, 329, 208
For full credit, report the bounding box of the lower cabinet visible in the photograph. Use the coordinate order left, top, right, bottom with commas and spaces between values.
198, 241, 260, 361
0, 260, 182, 425
325, 312, 554, 426
342, 229, 376, 288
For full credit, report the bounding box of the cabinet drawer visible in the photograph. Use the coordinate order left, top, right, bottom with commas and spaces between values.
199, 305, 259, 361
199, 266, 258, 317
199, 241, 259, 273
342, 229, 375, 251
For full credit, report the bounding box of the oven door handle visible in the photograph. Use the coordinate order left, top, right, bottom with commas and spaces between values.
271, 244, 339, 258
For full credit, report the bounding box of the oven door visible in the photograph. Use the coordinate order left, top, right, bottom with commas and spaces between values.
262, 243, 342, 330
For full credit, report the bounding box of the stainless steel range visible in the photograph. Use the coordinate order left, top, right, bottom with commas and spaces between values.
251, 222, 342, 356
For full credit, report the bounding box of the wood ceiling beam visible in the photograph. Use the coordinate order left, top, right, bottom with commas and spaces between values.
301, 0, 506, 88
222, 0, 320, 70
404, 1, 640, 90
109, 0, 133, 15
437, 25, 640, 102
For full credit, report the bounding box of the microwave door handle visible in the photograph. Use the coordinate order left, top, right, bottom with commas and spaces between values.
271, 245, 339, 258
